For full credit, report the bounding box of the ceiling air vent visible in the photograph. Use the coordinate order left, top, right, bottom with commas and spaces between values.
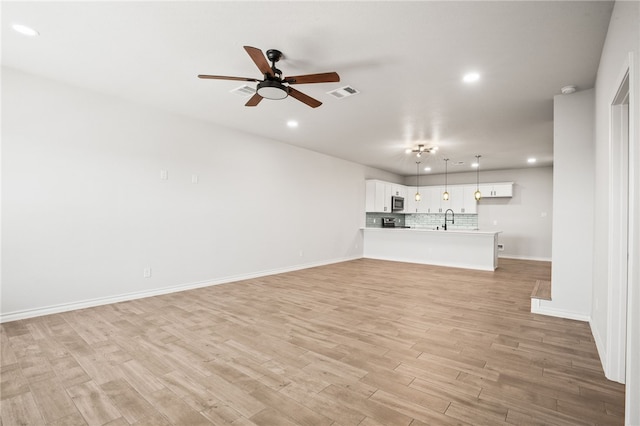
327, 85, 360, 99
230, 85, 256, 97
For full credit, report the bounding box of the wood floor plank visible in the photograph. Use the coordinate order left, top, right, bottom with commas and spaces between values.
28, 377, 80, 423
0, 258, 625, 426
146, 388, 212, 426
100, 378, 161, 424
65, 380, 122, 425
0, 392, 46, 425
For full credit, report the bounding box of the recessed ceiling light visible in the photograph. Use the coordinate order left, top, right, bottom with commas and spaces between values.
424, 167, 431, 172
12, 24, 39, 37
287, 120, 298, 128
463, 72, 480, 83
471, 162, 479, 168
527, 157, 537, 164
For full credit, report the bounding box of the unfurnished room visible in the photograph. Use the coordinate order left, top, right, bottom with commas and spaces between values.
1, 1, 639, 425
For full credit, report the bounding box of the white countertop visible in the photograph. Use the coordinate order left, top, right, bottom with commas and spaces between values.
362, 227, 501, 236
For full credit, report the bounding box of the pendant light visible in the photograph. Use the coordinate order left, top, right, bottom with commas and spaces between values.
474, 155, 482, 201
415, 161, 421, 201
442, 158, 450, 201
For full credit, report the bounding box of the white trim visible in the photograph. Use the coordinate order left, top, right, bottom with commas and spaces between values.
591, 318, 607, 369
606, 58, 631, 384
530, 298, 591, 322
498, 254, 552, 262
625, 50, 640, 426
0, 255, 361, 323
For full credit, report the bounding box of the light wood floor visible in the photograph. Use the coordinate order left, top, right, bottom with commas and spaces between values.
1, 258, 625, 425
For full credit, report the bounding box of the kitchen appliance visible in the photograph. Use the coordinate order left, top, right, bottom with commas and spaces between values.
391, 196, 405, 212
382, 217, 397, 228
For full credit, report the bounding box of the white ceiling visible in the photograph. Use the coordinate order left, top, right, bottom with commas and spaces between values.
1, 1, 614, 176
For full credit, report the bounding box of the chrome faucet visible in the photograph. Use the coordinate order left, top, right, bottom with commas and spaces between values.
443, 209, 455, 230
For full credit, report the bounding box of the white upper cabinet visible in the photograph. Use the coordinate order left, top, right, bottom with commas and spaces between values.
439, 185, 478, 214
366, 180, 510, 213
478, 182, 513, 198
365, 180, 408, 212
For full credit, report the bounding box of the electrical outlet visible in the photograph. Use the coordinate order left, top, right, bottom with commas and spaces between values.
299, 250, 304, 257
143, 267, 152, 278
160, 170, 168, 180
497, 244, 504, 251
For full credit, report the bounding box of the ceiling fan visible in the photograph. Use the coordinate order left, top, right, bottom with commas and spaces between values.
198, 46, 340, 108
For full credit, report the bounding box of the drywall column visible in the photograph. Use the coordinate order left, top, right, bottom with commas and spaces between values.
534, 89, 594, 320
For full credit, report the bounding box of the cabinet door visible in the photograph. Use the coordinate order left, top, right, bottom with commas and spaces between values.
477, 182, 513, 198
461, 185, 478, 214
446, 186, 464, 213
405, 186, 419, 213
405, 186, 423, 213
365, 180, 390, 212
478, 183, 494, 197
426, 186, 443, 213
390, 184, 406, 199
378, 183, 390, 212
492, 183, 513, 197
365, 181, 376, 212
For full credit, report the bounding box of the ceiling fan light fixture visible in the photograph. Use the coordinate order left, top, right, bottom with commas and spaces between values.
256, 80, 289, 100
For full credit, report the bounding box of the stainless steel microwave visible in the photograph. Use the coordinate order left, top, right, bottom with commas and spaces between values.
391, 196, 404, 211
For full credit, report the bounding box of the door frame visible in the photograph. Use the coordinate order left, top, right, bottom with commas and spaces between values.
608, 51, 639, 425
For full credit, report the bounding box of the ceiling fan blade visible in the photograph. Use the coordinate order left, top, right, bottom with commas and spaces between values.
245, 93, 263, 107
284, 72, 340, 85
288, 87, 322, 108
243, 46, 274, 77
198, 74, 260, 82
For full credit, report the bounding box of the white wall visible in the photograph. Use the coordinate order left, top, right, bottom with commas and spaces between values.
0, 68, 400, 321
589, 1, 640, 422
536, 89, 594, 321
591, 0, 639, 361
405, 167, 553, 261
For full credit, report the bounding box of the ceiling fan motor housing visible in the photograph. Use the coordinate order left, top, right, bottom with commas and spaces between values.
257, 80, 289, 100
266, 49, 283, 63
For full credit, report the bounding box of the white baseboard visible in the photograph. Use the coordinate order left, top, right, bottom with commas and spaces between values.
0, 256, 361, 323
590, 319, 608, 374
530, 298, 591, 322
500, 254, 552, 262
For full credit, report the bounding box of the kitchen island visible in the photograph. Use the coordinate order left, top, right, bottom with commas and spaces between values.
362, 228, 501, 271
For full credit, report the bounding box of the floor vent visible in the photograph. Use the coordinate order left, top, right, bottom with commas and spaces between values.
327, 85, 360, 99
230, 85, 256, 97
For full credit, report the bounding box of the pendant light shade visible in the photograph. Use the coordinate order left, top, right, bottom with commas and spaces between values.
415, 161, 421, 201
474, 155, 482, 201
442, 158, 449, 201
